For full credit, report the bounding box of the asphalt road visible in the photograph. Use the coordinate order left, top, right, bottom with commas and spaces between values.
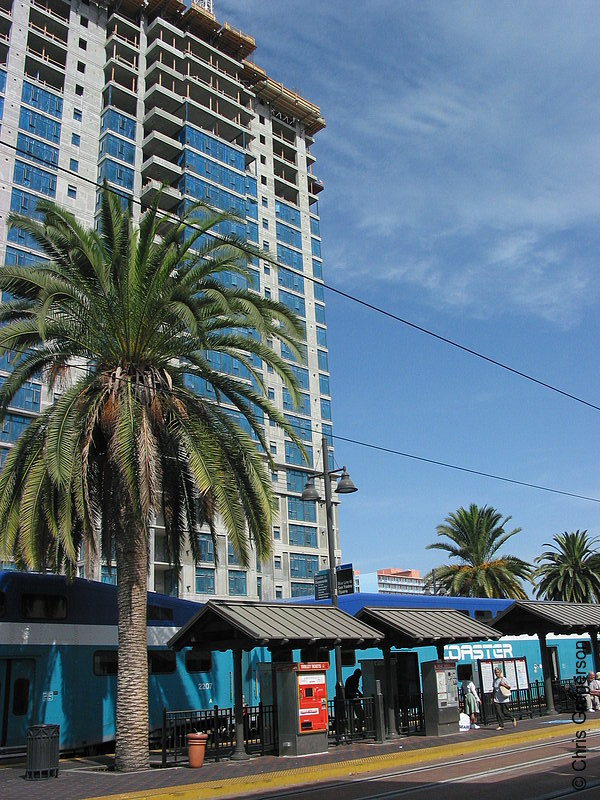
248, 735, 600, 800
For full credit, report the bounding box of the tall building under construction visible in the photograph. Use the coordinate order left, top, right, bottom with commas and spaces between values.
0, 0, 338, 601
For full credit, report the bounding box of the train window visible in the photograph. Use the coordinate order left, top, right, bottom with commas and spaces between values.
94, 651, 118, 676
579, 642, 592, 655
12, 678, 30, 716
474, 610, 493, 623
185, 650, 212, 673
147, 604, 174, 621
148, 650, 176, 674
341, 648, 356, 667
0, 590, 5, 617
21, 593, 67, 620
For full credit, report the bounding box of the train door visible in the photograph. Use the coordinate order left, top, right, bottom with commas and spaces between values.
0, 659, 36, 747
548, 647, 560, 681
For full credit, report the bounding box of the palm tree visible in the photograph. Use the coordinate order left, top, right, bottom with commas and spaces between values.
425, 503, 533, 598
0, 188, 306, 771
534, 530, 600, 602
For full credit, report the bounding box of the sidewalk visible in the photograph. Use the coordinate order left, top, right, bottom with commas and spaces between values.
2, 713, 598, 800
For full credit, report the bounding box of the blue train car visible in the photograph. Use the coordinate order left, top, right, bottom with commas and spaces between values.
0, 571, 262, 753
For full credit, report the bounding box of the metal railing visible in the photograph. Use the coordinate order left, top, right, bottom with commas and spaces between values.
327, 696, 376, 744
397, 692, 425, 735
468, 679, 577, 726
161, 703, 277, 766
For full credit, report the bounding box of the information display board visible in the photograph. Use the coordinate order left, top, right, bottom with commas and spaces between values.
478, 656, 529, 693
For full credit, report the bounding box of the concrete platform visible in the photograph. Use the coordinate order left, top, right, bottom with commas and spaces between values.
2, 712, 599, 800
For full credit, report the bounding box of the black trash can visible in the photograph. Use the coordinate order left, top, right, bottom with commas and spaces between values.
25, 724, 59, 780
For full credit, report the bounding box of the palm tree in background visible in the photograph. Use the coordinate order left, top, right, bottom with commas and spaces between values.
0, 188, 306, 770
425, 503, 533, 598
534, 530, 600, 602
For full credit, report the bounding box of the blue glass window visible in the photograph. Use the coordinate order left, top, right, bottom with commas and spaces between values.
281, 341, 308, 364
195, 567, 215, 594
311, 238, 321, 258
101, 565, 117, 585
98, 159, 134, 191
316, 327, 327, 347
290, 365, 310, 390
228, 570, 247, 596
246, 221, 258, 243
285, 440, 313, 467
69, 158, 79, 173
317, 350, 328, 372
282, 389, 310, 415
16, 134, 58, 170
277, 244, 304, 271
288, 496, 316, 522
286, 469, 307, 493
178, 149, 247, 195
0, 68, 6, 94
0, 413, 31, 443
279, 290, 305, 318
275, 200, 301, 227
310, 217, 320, 236
290, 554, 318, 579
100, 109, 136, 140
314, 304, 326, 325
278, 267, 304, 294
320, 398, 331, 420
312, 260, 323, 280
72, 133, 80, 146
0, 378, 41, 412
291, 583, 314, 597
4, 246, 46, 267
227, 541, 241, 566
284, 414, 312, 441
19, 108, 61, 144
21, 82, 63, 118
313, 283, 324, 302
289, 524, 318, 548
13, 161, 56, 197
319, 374, 330, 396
197, 534, 214, 563
99, 133, 135, 164
276, 221, 302, 249
322, 423, 333, 448
179, 125, 245, 171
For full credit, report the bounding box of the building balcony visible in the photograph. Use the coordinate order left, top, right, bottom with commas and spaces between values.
142, 129, 182, 161
141, 154, 182, 185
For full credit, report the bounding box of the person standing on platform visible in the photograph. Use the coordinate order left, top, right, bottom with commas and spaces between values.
493, 667, 517, 730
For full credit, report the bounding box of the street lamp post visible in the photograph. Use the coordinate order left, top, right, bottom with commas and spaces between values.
302, 434, 357, 697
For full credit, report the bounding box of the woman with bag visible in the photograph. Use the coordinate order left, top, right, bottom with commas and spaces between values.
493, 667, 517, 730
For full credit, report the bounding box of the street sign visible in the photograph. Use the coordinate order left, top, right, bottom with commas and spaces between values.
314, 570, 331, 600
336, 564, 354, 596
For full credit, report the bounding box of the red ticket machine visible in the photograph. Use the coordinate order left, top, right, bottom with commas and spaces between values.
297, 663, 328, 733
276, 662, 329, 756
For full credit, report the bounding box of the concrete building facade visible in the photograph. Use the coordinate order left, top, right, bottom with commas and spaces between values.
0, 0, 338, 602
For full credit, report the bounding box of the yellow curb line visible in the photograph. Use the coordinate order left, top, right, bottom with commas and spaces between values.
85, 719, 600, 800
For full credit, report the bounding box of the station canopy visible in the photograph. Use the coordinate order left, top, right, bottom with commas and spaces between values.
492, 600, 600, 636
168, 600, 383, 652
355, 606, 501, 648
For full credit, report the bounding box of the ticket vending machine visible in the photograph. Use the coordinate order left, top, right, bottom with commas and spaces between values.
275, 663, 329, 756
421, 660, 459, 736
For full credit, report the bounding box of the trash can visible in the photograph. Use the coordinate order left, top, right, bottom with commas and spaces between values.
26, 724, 59, 780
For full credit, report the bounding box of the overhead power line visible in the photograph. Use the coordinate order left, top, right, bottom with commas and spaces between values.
330, 431, 600, 504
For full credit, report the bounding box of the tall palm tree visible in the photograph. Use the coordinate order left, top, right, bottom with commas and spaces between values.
534, 530, 600, 602
0, 188, 306, 771
425, 503, 533, 598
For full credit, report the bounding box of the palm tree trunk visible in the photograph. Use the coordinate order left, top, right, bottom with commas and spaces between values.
115, 532, 150, 771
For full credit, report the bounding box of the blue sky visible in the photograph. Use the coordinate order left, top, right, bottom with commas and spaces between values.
219, 1, 600, 583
